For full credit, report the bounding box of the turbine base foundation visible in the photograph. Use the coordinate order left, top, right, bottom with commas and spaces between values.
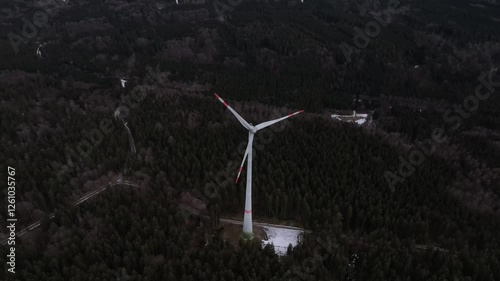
241, 231, 254, 241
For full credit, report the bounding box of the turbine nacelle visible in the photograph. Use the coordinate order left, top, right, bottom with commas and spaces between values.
214, 93, 303, 183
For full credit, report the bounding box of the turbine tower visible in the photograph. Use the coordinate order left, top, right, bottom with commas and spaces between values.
214, 93, 303, 240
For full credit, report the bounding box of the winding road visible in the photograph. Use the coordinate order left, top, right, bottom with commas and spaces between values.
2, 111, 142, 245
0, 174, 141, 245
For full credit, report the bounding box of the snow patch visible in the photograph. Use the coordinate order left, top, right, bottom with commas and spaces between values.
355, 118, 366, 125
261, 226, 303, 256
331, 112, 368, 126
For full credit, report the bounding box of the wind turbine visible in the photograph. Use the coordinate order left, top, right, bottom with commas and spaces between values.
120, 77, 127, 88
214, 93, 304, 240
36, 43, 47, 59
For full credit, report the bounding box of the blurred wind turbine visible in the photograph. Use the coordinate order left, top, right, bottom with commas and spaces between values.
214, 93, 303, 240
156, 1, 167, 9
120, 53, 135, 89
36, 43, 47, 59
120, 78, 127, 88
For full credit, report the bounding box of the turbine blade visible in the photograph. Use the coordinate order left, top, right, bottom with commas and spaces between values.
255, 110, 304, 131
235, 142, 251, 183
214, 93, 252, 130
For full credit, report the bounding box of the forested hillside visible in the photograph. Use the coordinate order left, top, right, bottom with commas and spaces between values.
0, 0, 499, 280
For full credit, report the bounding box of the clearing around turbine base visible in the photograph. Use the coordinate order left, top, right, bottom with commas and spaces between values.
261, 226, 304, 256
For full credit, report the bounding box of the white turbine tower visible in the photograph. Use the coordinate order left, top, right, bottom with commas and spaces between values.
214, 93, 304, 240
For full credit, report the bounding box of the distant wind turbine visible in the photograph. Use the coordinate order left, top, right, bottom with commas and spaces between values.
36, 44, 47, 59
156, 1, 167, 9
214, 93, 303, 240
120, 78, 127, 88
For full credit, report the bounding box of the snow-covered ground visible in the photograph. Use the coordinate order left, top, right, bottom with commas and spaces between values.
331, 111, 368, 126
261, 226, 303, 255
355, 118, 366, 125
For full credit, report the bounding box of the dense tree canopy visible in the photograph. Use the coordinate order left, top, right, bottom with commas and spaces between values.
0, 0, 499, 280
